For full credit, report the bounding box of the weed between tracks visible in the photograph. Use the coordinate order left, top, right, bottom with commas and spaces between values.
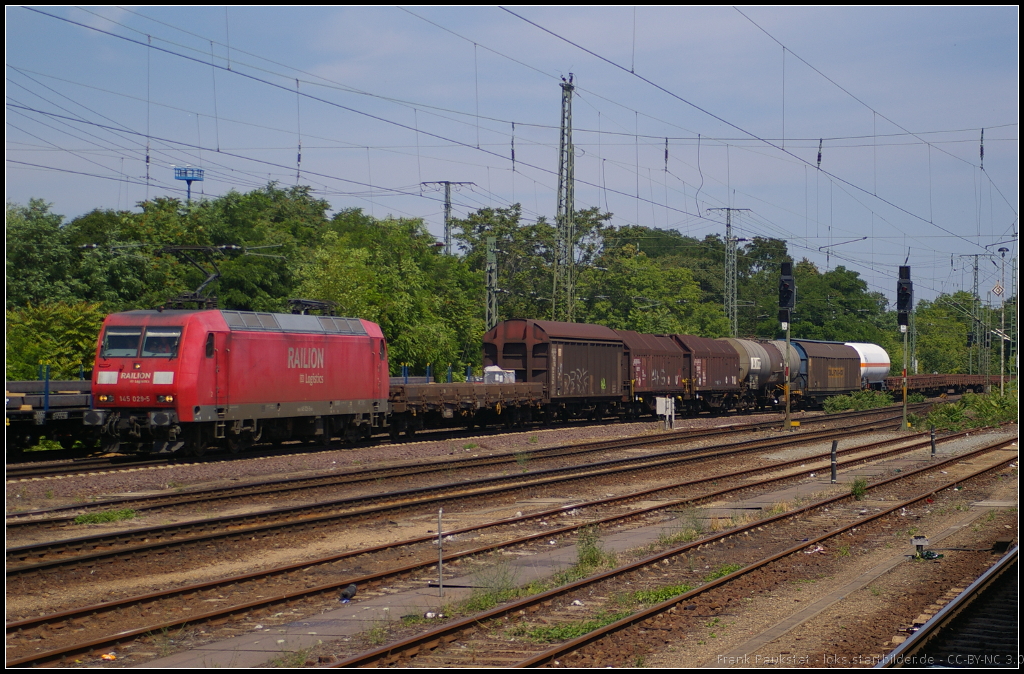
73, 508, 136, 525
507, 610, 632, 643
702, 563, 743, 582
269, 646, 314, 668
552, 526, 617, 585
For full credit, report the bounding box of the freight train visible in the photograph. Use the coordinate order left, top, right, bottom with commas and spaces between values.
482, 319, 891, 419
3, 309, 1005, 456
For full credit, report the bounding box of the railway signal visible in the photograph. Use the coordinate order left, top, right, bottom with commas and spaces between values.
779, 262, 795, 432
778, 262, 795, 324
897, 266, 913, 327
897, 265, 912, 429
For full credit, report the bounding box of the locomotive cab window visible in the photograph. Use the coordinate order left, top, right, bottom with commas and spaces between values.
379, 339, 385, 361
205, 333, 215, 358
100, 327, 143, 358
141, 328, 182, 358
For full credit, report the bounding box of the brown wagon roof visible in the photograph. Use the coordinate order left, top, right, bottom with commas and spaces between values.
792, 340, 859, 359
669, 333, 737, 356
614, 330, 681, 356
490, 319, 622, 342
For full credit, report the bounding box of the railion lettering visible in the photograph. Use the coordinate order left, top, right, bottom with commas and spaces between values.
288, 347, 325, 369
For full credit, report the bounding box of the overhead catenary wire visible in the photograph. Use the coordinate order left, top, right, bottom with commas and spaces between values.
497, 6, 1007, 253
10, 7, 1015, 302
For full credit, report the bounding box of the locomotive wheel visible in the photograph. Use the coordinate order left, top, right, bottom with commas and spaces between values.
187, 429, 209, 457
226, 434, 250, 454
344, 425, 361, 445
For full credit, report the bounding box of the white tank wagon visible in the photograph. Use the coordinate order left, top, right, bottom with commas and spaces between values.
844, 342, 892, 388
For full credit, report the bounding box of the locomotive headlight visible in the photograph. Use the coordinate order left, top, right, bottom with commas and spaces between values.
98, 394, 113, 402
157, 395, 175, 403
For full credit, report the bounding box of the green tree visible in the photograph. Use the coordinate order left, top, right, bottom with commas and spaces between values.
577, 244, 726, 336
5, 200, 85, 309
297, 213, 482, 374
914, 296, 969, 373
6, 302, 105, 380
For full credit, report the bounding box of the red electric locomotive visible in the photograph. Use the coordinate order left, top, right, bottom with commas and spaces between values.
84, 309, 390, 455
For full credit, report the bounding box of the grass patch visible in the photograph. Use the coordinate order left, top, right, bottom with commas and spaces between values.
851, 477, 868, 501
920, 386, 1017, 431
631, 583, 694, 606
509, 610, 631, 643
824, 389, 894, 414
73, 509, 136, 525
702, 563, 743, 582
658, 508, 705, 547
462, 555, 543, 613
762, 502, 790, 517
553, 526, 617, 586
462, 442, 478, 450
269, 647, 314, 668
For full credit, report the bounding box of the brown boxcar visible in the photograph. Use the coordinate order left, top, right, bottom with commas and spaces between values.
666, 334, 739, 411
483, 319, 623, 401
791, 339, 861, 402
615, 330, 686, 394
668, 334, 741, 392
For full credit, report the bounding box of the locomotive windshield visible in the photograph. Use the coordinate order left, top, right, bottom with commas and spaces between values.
100, 327, 143, 358
141, 328, 182, 358
99, 326, 182, 358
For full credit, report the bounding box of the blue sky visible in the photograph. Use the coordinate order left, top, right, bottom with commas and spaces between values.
6, 6, 1018, 305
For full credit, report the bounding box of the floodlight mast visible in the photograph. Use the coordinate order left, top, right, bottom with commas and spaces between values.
173, 166, 204, 203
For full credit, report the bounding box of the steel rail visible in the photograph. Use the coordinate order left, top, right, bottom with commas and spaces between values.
324, 437, 1015, 668
5, 408, 903, 526
5, 417, 903, 576
4, 425, 974, 666
5, 403, 929, 482
878, 545, 1019, 668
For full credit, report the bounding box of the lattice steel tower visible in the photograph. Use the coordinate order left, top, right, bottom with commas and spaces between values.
553, 75, 576, 323
708, 207, 748, 337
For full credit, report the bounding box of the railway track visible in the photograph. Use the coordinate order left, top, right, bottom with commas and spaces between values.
5, 415, 911, 576
6, 405, 931, 532
4, 428, 1008, 666
881, 545, 1019, 668
4, 404, 931, 481
323, 438, 1015, 668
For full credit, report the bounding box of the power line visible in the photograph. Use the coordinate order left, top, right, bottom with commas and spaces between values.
498, 6, 1001, 254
